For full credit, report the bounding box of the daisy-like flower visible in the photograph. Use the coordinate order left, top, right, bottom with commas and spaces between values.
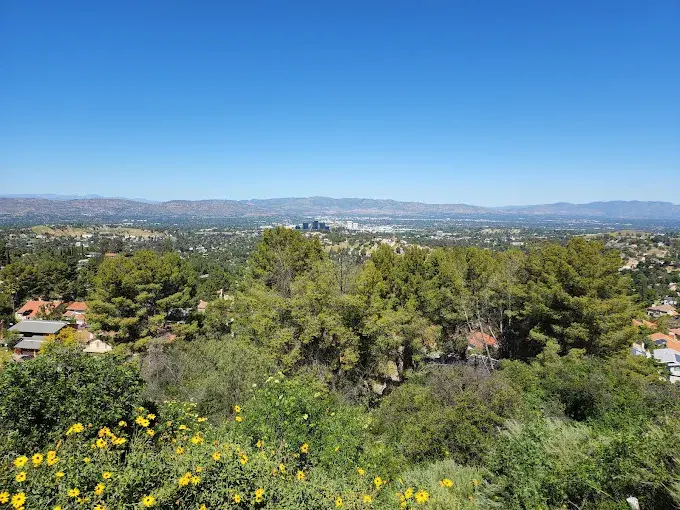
300, 443, 309, 454
15, 472, 26, 482
141, 495, 155, 507
414, 490, 429, 504
31, 453, 44, 466
233, 493, 241, 503
102, 471, 112, 479
11, 493, 26, 508
335, 496, 343, 507
362, 494, 372, 504
296, 470, 305, 481
13, 456, 28, 468
68, 488, 80, 498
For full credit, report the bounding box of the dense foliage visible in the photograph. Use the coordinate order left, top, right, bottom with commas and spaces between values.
1, 228, 679, 509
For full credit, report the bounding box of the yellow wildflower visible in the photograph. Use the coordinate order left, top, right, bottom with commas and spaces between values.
254, 487, 264, 503
178, 473, 191, 487
112, 437, 127, 446
47, 456, 59, 466
212, 451, 221, 461
440, 478, 454, 488
374, 476, 384, 489
190, 434, 204, 444
146, 429, 155, 437
56, 471, 65, 479
98, 427, 111, 437
66, 423, 84, 435
118, 420, 127, 427
102, 471, 112, 479
83, 457, 91, 464
233, 405, 241, 413
94, 505, 105, 510
256, 439, 264, 448
55, 506, 63, 510
362, 494, 372, 504
357, 467, 366, 476
473, 478, 479, 487
96, 438, 107, 448
13, 456, 28, 468
191, 475, 200, 485
239, 453, 248, 465
0, 492, 8, 504
141, 494, 155, 507
195, 466, 203, 473
147, 413, 156, 420
15, 472, 26, 483
335, 496, 343, 507
235, 415, 243, 423
414, 490, 429, 504
233, 493, 241, 503
296, 470, 305, 481
94, 483, 105, 496
278, 463, 286, 473
404, 488, 413, 499
11, 493, 26, 508
68, 488, 80, 498
300, 443, 309, 454
197, 416, 207, 422
176, 447, 185, 455
135, 416, 150, 428
31, 453, 43, 466
178, 424, 188, 431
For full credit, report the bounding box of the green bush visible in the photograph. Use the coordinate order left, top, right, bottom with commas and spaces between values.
0, 347, 143, 451
374, 366, 523, 465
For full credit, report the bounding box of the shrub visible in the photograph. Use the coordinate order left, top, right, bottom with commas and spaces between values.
0, 347, 143, 451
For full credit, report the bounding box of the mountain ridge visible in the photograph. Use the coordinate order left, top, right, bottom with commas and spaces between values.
0, 196, 679, 221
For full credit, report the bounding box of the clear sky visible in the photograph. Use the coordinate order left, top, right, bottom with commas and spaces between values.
1, 1, 678, 206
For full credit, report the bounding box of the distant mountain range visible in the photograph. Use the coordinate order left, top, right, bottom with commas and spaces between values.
0, 196, 679, 221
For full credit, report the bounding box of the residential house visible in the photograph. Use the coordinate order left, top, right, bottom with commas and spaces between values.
9, 320, 69, 359
63, 301, 88, 327
652, 348, 680, 384
646, 304, 678, 318
197, 300, 208, 313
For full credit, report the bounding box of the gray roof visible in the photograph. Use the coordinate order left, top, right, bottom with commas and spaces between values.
9, 320, 67, 335
653, 348, 680, 367
14, 337, 46, 351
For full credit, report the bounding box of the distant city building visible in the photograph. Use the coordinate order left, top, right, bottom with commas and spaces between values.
312, 220, 319, 230
302, 222, 309, 230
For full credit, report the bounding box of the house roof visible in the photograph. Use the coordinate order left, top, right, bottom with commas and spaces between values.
65, 301, 88, 311
649, 332, 675, 344
647, 304, 678, 314
16, 300, 62, 319
670, 328, 680, 337
633, 319, 657, 330
197, 300, 208, 310
14, 337, 46, 351
467, 331, 498, 349
9, 320, 68, 335
653, 348, 680, 366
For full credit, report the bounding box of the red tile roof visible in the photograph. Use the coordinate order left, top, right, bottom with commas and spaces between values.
633, 319, 657, 330
65, 301, 88, 312
467, 331, 498, 349
649, 332, 675, 344
16, 300, 62, 319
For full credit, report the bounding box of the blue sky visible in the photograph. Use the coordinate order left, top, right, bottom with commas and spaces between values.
1, 1, 678, 206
